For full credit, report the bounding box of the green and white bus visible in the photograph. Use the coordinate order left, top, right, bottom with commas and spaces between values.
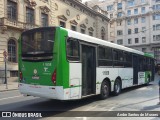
18, 26, 155, 100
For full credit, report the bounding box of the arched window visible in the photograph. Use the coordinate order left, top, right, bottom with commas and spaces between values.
8, 39, 16, 62
101, 27, 105, 40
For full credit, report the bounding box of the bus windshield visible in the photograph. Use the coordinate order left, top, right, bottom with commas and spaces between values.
21, 27, 55, 61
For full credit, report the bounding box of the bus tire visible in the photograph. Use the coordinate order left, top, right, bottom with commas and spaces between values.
113, 79, 121, 96
99, 80, 110, 100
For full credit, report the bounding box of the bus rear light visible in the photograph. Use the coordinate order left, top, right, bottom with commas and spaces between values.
52, 69, 56, 84
20, 72, 23, 81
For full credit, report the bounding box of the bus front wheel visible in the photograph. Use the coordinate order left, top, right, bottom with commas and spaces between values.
100, 80, 110, 99
113, 79, 121, 96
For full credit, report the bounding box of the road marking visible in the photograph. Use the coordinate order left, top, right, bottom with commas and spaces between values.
108, 106, 115, 111
75, 117, 87, 120
0, 95, 22, 101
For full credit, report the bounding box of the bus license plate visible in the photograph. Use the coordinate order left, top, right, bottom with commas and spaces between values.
32, 76, 40, 80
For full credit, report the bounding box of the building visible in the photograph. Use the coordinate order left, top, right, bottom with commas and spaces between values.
86, 0, 160, 63
0, 0, 109, 80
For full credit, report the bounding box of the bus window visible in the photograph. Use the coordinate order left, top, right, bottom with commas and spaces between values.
98, 46, 113, 66
113, 49, 124, 67
119, 51, 124, 61
67, 38, 80, 61
124, 52, 132, 67
113, 50, 118, 61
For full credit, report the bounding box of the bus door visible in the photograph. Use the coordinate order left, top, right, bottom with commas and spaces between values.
133, 55, 139, 85
81, 44, 96, 96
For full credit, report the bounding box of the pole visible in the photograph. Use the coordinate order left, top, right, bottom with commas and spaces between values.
4, 58, 8, 89
159, 80, 160, 105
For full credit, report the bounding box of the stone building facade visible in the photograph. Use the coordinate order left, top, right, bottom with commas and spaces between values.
0, 0, 109, 80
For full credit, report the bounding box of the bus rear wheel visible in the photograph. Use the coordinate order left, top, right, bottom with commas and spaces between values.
100, 81, 110, 99
113, 79, 121, 96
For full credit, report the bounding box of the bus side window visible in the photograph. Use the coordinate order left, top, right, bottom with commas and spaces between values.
67, 38, 80, 61
98, 46, 113, 66
124, 52, 132, 67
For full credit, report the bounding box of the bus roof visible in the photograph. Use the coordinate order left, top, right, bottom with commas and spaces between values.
64, 27, 144, 56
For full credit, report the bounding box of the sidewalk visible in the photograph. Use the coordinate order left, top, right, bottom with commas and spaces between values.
0, 81, 18, 92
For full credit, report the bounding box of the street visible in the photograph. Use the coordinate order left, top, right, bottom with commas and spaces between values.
0, 76, 159, 119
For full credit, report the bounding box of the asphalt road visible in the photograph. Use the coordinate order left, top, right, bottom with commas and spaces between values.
0, 78, 160, 120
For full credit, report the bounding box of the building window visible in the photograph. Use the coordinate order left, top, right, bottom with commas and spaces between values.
128, 38, 132, 44
117, 21, 122, 26
10, 71, 18, 77
153, 4, 160, 10
107, 5, 113, 11
141, 7, 145, 14
153, 24, 160, 31
60, 21, 66, 28
134, 8, 138, 14
117, 3, 122, 9
153, 14, 160, 20
141, 0, 145, 3
81, 29, 85, 34
71, 25, 76, 31
135, 38, 139, 43
153, 35, 160, 41
7, 0, 17, 20
26, 7, 34, 24
127, 19, 131, 25
127, 10, 131, 16
8, 39, 16, 62
101, 27, 105, 40
141, 17, 145, 23
128, 29, 131, 34
142, 48, 146, 52
41, 13, 48, 27
127, 0, 135, 7
134, 18, 138, 24
135, 28, 138, 33
89, 32, 93, 36
142, 27, 146, 32
117, 12, 122, 17
117, 30, 123, 36
117, 39, 123, 45
142, 37, 146, 43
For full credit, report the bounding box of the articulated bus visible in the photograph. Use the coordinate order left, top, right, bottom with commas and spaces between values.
18, 27, 155, 100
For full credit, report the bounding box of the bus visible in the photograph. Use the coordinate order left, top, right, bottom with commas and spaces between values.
18, 26, 155, 100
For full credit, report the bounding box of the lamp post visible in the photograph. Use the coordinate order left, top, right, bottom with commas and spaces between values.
3, 50, 8, 89
158, 80, 160, 105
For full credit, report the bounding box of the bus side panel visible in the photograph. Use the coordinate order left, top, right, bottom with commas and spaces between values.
67, 63, 82, 99
138, 72, 145, 85
96, 68, 119, 94
145, 71, 151, 83
57, 28, 69, 88
118, 68, 133, 88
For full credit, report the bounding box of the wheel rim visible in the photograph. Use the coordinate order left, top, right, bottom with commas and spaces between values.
102, 84, 108, 97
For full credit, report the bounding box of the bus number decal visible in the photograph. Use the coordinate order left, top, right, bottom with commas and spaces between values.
103, 71, 109, 75
43, 63, 52, 66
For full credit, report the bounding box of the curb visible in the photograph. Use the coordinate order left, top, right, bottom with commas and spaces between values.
0, 88, 18, 92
